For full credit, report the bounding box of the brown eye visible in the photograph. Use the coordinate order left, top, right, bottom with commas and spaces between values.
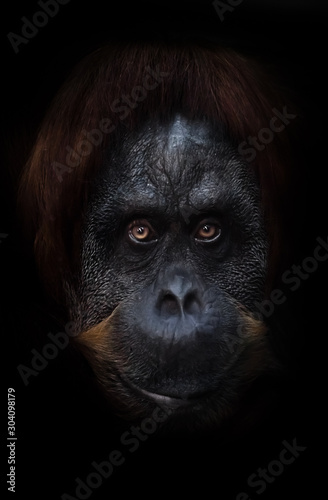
194, 220, 221, 243
127, 220, 157, 244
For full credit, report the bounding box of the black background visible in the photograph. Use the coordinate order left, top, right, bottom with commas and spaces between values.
1, 1, 328, 499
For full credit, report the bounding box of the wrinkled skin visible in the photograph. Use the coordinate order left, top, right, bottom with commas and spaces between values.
72, 115, 270, 430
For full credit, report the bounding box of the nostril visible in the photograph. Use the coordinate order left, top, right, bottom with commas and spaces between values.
183, 292, 201, 315
159, 292, 181, 316
157, 290, 202, 318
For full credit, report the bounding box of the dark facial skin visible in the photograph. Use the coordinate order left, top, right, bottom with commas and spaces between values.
74, 115, 269, 426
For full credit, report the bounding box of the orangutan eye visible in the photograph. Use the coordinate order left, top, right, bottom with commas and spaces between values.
193, 219, 222, 243
127, 220, 158, 245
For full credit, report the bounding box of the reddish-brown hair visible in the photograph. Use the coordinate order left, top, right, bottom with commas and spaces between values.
17, 41, 298, 309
